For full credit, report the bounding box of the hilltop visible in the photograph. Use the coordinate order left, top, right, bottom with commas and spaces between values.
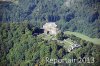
0, 22, 100, 66
0, 0, 100, 38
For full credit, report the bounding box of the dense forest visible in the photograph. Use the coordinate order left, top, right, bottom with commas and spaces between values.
0, 0, 100, 38
0, 0, 100, 66
0, 22, 100, 66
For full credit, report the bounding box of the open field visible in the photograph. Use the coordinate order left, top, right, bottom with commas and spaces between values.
65, 31, 100, 45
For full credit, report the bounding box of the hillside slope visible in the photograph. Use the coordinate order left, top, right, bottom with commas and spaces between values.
65, 31, 100, 45
0, 0, 100, 38
0, 22, 100, 66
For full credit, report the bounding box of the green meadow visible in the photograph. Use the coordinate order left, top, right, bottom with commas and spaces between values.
65, 31, 100, 45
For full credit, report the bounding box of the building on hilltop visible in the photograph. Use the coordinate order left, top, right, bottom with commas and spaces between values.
43, 22, 59, 35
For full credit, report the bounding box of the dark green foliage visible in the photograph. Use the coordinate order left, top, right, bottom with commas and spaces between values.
56, 32, 64, 40
0, 22, 100, 66
56, 32, 68, 40
0, 0, 100, 38
0, 1, 100, 66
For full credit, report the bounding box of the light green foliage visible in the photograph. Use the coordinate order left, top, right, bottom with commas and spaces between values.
65, 31, 100, 45
0, 22, 100, 66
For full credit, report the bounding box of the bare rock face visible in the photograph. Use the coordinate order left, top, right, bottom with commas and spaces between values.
43, 22, 59, 35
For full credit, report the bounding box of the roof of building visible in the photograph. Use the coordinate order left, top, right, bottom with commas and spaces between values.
43, 22, 57, 28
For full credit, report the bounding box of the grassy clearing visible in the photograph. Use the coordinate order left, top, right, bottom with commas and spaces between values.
63, 39, 74, 49
65, 31, 100, 45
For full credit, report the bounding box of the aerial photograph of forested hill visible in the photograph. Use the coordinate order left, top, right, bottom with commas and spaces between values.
0, 0, 100, 66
